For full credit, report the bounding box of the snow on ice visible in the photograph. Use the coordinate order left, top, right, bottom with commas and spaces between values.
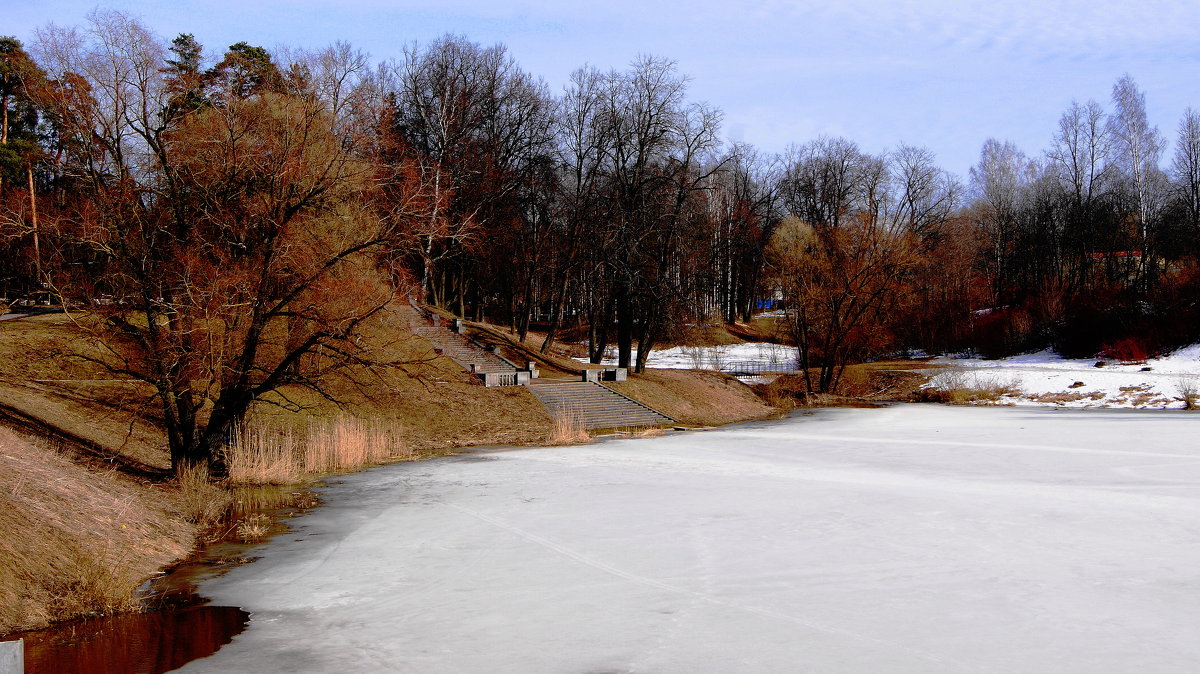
180, 405, 1200, 673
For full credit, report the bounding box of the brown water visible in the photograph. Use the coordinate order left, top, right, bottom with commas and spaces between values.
11, 485, 320, 673
20, 605, 249, 674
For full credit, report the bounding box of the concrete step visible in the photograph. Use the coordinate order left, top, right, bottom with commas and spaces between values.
410, 313, 672, 428
413, 325, 518, 374
527, 380, 674, 430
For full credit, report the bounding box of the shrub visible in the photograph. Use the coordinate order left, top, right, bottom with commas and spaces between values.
916, 368, 1023, 404
972, 307, 1036, 359
1175, 376, 1200, 410
1098, 337, 1150, 364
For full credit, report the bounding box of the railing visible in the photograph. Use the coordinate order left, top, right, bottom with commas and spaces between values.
720, 360, 801, 376
407, 298, 537, 388
478, 371, 520, 387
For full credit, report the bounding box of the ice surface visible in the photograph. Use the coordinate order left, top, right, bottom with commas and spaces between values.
181, 405, 1200, 673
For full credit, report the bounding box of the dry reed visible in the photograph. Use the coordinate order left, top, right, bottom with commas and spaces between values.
548, 409, 590, 445
1175, 376, 1200, 410
224, 415, 412, 486
175, 462, 232, 526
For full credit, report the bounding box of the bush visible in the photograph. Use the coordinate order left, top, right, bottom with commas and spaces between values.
971, 307, 1036, 359
1175, 376, 1200, 410
915, 368, 1023, 404
1099, 337, 1150, 363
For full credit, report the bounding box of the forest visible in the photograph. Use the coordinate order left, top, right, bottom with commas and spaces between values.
2, 12, 1199, 467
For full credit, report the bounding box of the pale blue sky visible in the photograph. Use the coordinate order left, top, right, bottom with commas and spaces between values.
9, 0, 1200, 177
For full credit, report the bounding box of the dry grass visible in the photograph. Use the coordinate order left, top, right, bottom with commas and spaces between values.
751, 362, 931, 408
225, 415, 414, 486
915, 369, 1023, 405
1028, 391, 1088, 405
234, 514, 273, 542
608, 368, 776, 427
630, 426, 666, 438
0, 426, 194, 635
1175, 376, 1200, 410
547, 409, 590, 445
0, 314, 169, 471
175, 463, 232, 527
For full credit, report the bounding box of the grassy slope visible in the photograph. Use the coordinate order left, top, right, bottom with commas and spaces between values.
0, 307, 783, 636
609, 369, 779, 426
0, 308, 558, 636
0, 426, 195, 634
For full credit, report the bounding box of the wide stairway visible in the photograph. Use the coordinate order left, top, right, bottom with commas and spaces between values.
412, 324, 518, 375
528, 379, 676, 430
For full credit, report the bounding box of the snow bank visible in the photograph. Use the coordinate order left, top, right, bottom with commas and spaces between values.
934, 345, 1200, 409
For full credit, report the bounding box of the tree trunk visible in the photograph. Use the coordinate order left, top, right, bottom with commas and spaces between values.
616, 284, 633, 370
540, 274, 569, 353
28, 165, 40, 284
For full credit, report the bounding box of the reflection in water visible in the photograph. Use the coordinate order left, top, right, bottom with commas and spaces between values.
22, 605, 248, 674
16, 484, 314, 673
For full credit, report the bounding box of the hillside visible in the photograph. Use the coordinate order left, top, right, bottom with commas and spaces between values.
0, 425, 195, 634
0, 305, 781, 636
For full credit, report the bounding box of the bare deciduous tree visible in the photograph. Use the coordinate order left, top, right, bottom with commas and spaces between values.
29, 13, 408, 474
1107, 74, 1165, 289
970, 138, 1035, 304
1172, 107, 1200, 237
768, 215, 917, 394
892, 143, 960, 244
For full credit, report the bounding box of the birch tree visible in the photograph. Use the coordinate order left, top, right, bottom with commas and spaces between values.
1106, 74, 1165, 290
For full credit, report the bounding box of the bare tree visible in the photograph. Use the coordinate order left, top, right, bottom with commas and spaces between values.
1172, 107, 1200, 237
30, 13, 407, 474
892, 143, 960, 244
540, 66, 609, 353
767, 215, 918, 394
707, 145, 783, 323
1049, 100, 1110, 206
387, 35, 554, 316
1107, 74, 1165, 290
969, 138, 1034, 305
781, 136, 864, 230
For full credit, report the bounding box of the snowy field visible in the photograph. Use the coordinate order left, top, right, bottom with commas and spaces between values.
581, 342, 798, 381
933, 345, 1200, 409
587, 341, 1200, 408
583, 341, 797, 371
182, 406, 1200, 673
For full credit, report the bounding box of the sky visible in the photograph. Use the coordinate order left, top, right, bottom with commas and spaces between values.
8, 0, 1200, 179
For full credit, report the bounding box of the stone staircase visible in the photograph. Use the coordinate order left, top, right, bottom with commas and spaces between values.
528, 379, 676, 430
412, 324, 519, 375
405, 299, 675, 427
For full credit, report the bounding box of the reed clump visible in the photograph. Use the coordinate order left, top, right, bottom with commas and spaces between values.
225, 415, 412, 486
175, 462, 232, 526
548, 409, 590, 445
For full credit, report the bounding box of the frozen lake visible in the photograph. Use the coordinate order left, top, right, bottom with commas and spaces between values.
182, 405, 1200, 673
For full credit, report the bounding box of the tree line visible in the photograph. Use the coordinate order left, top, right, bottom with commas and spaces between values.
2, 12, 1199, 471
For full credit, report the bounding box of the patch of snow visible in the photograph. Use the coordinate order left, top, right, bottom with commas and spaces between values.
932, 345, 1200, 409
579, 341, 796, 372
